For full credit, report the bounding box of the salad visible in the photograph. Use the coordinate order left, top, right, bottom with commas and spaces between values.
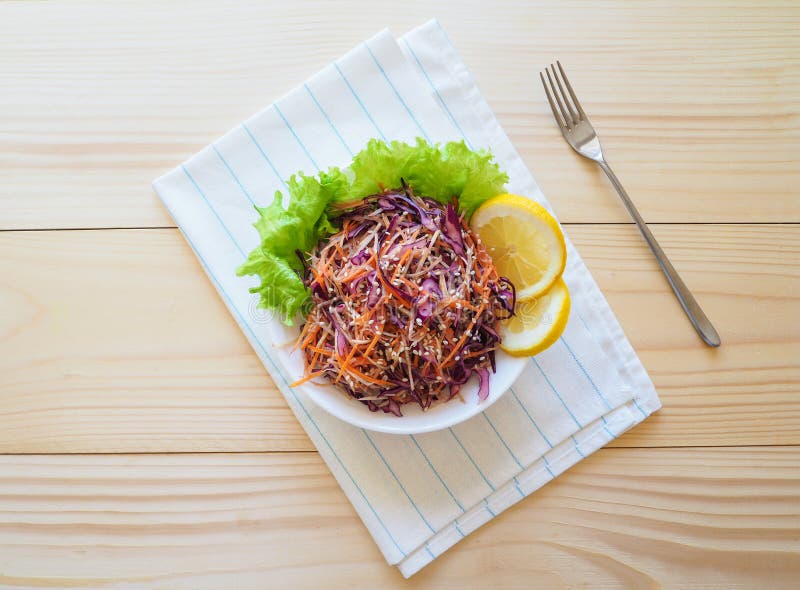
296, 186, 514, 415
238, 139, 515, 416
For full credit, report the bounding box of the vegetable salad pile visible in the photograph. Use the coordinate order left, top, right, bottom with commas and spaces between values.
237, 139, 508, 323
295, 186, 514, 415
237, 138, 515, 414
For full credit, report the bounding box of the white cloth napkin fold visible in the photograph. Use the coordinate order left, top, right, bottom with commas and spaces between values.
153, 20, 661, 577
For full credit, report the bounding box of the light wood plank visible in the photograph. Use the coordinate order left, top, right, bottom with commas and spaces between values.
1, 224, 797, 453
0, 447, 797, 588
1, 0, 798, 229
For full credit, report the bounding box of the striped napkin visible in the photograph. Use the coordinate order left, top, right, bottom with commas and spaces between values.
153, 20, 661, 577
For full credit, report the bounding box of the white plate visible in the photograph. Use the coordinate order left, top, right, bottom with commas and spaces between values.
269, 321, 526, 434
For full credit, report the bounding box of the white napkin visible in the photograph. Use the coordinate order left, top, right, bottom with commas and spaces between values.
153, 20, 660, 577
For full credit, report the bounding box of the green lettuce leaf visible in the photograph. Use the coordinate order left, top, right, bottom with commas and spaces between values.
251, 168, 350, 265
237, 138, 508, 324
237, 247, 310, 326
349, 138, 508, 218
236, 168, 350, 324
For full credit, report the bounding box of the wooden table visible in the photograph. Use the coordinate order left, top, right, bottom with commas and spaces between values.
2, 1, 799, 587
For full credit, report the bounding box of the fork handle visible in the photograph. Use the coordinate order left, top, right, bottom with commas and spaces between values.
597, 160, 721, 347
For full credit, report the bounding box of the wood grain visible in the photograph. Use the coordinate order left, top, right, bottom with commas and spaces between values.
1, 224, 797, 453
2, 2, 799, 586
1, 0, 798, 229
0, 447, 797, 589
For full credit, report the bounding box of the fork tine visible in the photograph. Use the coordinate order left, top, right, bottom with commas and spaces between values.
545, 67, 573, 128
556, 61, 585, 119
540, 72, 566, 130
550, 64, 578, 122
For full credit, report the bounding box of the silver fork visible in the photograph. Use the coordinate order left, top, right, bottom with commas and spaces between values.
541, 62, 720, 347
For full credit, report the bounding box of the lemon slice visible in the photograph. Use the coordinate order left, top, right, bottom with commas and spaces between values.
499, 278, 571, 357
471, 194, 567, 300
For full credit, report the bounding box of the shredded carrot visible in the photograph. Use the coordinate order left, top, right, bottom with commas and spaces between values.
344, 364, 394, 387
391, 248, 414, 281
290, 369, 327, 387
